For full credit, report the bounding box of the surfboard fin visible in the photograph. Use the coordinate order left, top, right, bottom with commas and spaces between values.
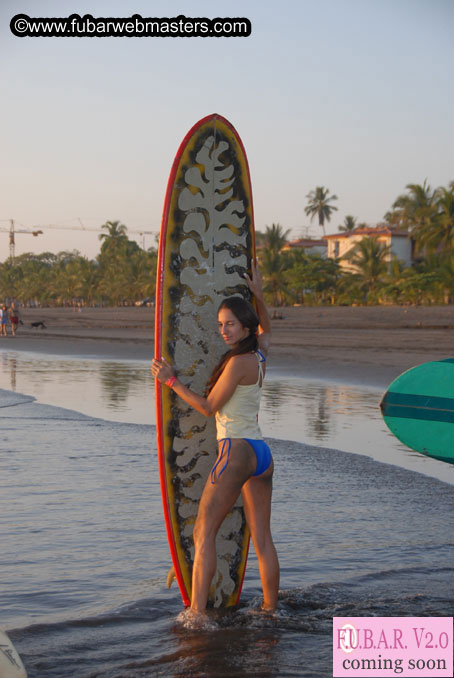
166, 565, 176, 588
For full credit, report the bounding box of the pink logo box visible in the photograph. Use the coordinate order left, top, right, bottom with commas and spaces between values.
333, 617, 453, 677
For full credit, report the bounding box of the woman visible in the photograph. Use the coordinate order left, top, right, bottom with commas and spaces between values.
151, 261, 279, 615
0, 305, 8, 337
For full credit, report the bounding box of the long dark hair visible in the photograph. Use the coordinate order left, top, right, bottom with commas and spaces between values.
205, 296, 259, 394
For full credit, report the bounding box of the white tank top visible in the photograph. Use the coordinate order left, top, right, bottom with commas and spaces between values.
215, 352, 265, 440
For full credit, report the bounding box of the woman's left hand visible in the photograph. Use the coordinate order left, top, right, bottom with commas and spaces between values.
244, 259, 264, 299
151, 357, 175, 384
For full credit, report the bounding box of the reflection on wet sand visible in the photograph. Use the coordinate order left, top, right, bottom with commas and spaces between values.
99, 362, 149, 406
0, 350, 155, 424
261, 380, 379, 443
260, 379, 453, 485
309, 390, 330, 439
9, 356, 17, 391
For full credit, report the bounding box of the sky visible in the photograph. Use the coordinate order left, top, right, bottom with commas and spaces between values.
1, 0, 453, 260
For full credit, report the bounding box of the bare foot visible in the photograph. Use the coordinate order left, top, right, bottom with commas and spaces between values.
176, 607, 218, 630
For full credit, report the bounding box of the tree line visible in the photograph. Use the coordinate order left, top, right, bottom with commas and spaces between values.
1, 180, 453, 307
0, 221, 158, 307
259, 180, 454, 306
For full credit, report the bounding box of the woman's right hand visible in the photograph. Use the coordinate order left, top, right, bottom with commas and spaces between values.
151, 357, 175, 384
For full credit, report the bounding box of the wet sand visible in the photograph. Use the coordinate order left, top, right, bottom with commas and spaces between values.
3, 305, 454, 387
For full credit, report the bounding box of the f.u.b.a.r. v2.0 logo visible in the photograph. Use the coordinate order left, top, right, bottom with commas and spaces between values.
333, 617, 453, 677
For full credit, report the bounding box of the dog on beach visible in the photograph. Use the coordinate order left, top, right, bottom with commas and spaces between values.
31, 321, 47, 329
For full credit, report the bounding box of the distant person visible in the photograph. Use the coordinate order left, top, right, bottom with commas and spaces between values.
1, 305, 8, 336
9, 304, 19, 336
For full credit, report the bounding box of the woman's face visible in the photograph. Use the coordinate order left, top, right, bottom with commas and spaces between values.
217, 307, 249, 347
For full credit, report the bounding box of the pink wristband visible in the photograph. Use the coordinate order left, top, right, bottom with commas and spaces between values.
166, 376, 177, 388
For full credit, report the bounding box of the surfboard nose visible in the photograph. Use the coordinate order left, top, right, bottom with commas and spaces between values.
0, 630, 28, 678
380, 359, 454, 464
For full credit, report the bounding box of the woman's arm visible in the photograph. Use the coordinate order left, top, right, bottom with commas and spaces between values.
244, 259, 271, 355
151, 354, 245, 417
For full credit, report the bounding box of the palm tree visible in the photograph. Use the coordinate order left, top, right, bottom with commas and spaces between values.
387, 181, 454, 257
77, 258, 99, 306
393, 268, 439, 305
304, 187, 338, 236
0, 259, 22, 300
98, 263, 130, 305
255, 230, 267, 249
285, 253, 339, 304
263, 223, 291, 252
436, 253, 454, 303
342, 237, 390, 299
339, 215, 357, 233
385, 180, 436, 248
15, 253, 56, 304
422, 182, 454, 253
256, 226, 290, 307
99, 220, 127, 243
260, 248, 291, 307
52, 265, 79, 304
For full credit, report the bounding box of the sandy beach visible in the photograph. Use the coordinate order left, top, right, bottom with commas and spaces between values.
3, 305, 453, 387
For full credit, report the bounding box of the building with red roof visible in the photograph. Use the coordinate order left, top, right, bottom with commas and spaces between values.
323, 224, 413, 271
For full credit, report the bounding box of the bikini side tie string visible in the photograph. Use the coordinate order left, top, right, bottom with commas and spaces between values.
210, 438, 231, 484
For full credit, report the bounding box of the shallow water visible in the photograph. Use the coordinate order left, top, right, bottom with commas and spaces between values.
1, 350, 453, 677
0, 349, 451, 485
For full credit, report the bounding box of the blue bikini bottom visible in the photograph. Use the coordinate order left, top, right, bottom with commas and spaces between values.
211, 438, 272, 484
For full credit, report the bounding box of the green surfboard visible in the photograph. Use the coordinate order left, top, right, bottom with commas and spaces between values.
380, 359, 454, 464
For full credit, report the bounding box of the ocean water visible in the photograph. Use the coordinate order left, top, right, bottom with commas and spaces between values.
0, 349, 452, 485
1, 350, 453, 677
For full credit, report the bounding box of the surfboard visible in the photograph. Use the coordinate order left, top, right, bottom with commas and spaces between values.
380, 359, 454, 464
155, 114, 255, 607
0, 630, 27, 678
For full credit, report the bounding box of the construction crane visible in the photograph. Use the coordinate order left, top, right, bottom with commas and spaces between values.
37, 221, 156, 250
0, 220, 43, 261
1, 220, 157, 260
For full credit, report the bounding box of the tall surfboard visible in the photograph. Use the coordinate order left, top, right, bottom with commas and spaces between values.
155, 114, 255, 607
380, 359, 454, 464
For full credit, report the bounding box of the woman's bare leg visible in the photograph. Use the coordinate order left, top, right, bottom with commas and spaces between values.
191, 440, 255, 612
241, 460, 280, 610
